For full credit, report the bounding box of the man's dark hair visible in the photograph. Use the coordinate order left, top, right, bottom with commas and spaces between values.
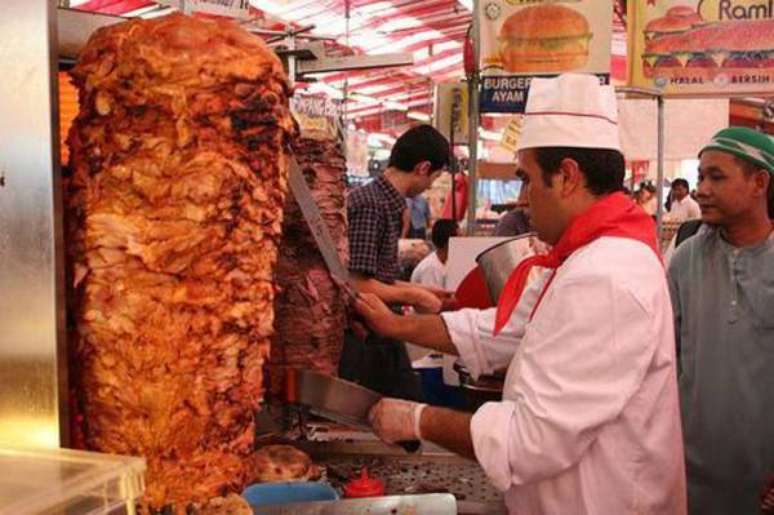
640, 181, 656, 194
389, 125, 450, 173
533, 147, 625, 196
431, 219, 458, 250
735, 157, 774, 219
671, 178, 690, 191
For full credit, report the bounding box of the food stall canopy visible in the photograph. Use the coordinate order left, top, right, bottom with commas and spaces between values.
66, 0, 629, 137
619, 98, 730, 161
67, 0, 473, 117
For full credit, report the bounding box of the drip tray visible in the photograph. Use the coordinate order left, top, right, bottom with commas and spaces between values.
294, 441, 506, 514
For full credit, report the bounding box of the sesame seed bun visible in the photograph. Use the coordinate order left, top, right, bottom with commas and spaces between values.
498, 4, 591, 73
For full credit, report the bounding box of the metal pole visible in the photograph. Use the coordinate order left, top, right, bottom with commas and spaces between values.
656, 95, 665, 242
615, 86, 666, 241
450, 90, 457, 221
342, 0, 350, 132
466, 0, 481, 236
287, 30, 297, 84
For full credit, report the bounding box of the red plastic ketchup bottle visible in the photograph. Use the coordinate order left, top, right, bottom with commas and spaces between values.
343, 468, 385, 498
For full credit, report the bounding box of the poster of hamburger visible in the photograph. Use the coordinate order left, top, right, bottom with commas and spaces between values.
628, 0, 774, 96
479, 0, 613, 113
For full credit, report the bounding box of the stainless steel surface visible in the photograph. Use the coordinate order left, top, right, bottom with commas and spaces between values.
0, 0, 69, 447
656, 95, 665, 241
454, 363, 503, 412
252, 494, 456, 514
297, 53, 414, 76
292, 369, 381, 430
287, 159, 356, 300
295, 441, 505, 514
475, 234, 537, 302
57, 8, 124, 59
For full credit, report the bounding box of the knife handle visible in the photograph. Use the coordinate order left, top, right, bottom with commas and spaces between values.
397, 440, 421, 453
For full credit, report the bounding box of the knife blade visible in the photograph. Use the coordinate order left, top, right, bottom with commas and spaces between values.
288, 158, 357, 302
285, 368, 421, 453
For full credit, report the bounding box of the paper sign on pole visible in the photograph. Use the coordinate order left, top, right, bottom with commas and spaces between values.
478, 0, 613, 113
433, 82, 469, 145
499, 116, 523, 153
627, 1, 774, 96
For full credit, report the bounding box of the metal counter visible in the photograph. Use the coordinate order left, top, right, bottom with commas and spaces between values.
0, 0, 69, 448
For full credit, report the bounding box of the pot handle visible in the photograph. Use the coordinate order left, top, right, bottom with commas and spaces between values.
397, 440, 421, 453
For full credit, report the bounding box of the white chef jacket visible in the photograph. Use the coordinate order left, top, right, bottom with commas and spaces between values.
410, 252, 447, 289
667, 196, 701, 223
441, 237, 686, 515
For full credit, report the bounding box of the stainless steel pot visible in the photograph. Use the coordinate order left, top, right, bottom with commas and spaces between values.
475, 233, 541, 303
454, 362, 504, 412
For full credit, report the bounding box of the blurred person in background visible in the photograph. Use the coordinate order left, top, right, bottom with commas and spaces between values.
495, 183, 532, 237
637, 181, 658, 216
405, 194, 432, 239
411, 219, 459, 290
667, 178, 701, 222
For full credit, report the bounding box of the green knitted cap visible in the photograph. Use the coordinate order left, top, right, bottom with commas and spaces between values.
699, 127, 774, 174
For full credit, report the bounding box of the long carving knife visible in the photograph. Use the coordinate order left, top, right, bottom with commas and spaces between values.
287, 158, 357, 302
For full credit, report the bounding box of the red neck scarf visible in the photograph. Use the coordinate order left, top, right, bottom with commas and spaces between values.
494, 192, 660, 335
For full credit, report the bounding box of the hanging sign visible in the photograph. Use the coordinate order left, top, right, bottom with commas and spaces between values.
627, 1, 774, 96
479, 0, 613, 113
290, 95, 342, 140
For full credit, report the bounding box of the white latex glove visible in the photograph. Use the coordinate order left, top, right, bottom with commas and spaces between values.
368, 398, 426, 444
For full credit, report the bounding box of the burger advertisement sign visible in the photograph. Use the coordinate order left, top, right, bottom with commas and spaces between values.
479, 0, 613, 113
628, 0, 774, 95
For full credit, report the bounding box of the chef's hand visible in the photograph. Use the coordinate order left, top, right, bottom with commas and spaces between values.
368, 398, 426, 444
355, 293, 401, 338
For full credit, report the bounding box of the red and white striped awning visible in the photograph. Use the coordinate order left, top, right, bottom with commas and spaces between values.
67, 0, 627, 134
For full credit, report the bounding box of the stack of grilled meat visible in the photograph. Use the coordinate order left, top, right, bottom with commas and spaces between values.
271, 128, 349, 375
66, 13, 296, 510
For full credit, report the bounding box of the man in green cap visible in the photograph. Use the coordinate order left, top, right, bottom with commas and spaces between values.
668, 126, 774, 514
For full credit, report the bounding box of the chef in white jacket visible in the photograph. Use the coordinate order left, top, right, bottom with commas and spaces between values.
356, 74, 687, 515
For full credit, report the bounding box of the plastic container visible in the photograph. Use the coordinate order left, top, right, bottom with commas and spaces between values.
0, 446, 146, 515
414, 354, 465, 408
242, 481, 338, 508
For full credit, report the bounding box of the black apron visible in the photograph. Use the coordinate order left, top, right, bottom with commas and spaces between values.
339, 307, 424, 402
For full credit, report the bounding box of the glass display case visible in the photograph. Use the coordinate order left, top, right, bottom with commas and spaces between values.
0, 446, 145, 515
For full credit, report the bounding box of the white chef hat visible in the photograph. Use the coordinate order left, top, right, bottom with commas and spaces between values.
517, 73, 621, 152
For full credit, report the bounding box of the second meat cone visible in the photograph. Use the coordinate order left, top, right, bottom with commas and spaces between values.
271, 129, 349, 376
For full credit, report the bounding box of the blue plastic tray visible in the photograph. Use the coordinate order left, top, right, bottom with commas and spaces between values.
242, 481, 339, 508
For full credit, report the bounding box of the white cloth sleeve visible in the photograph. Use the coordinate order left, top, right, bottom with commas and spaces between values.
440, 269, 547, 379
469, 274, 660, 489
